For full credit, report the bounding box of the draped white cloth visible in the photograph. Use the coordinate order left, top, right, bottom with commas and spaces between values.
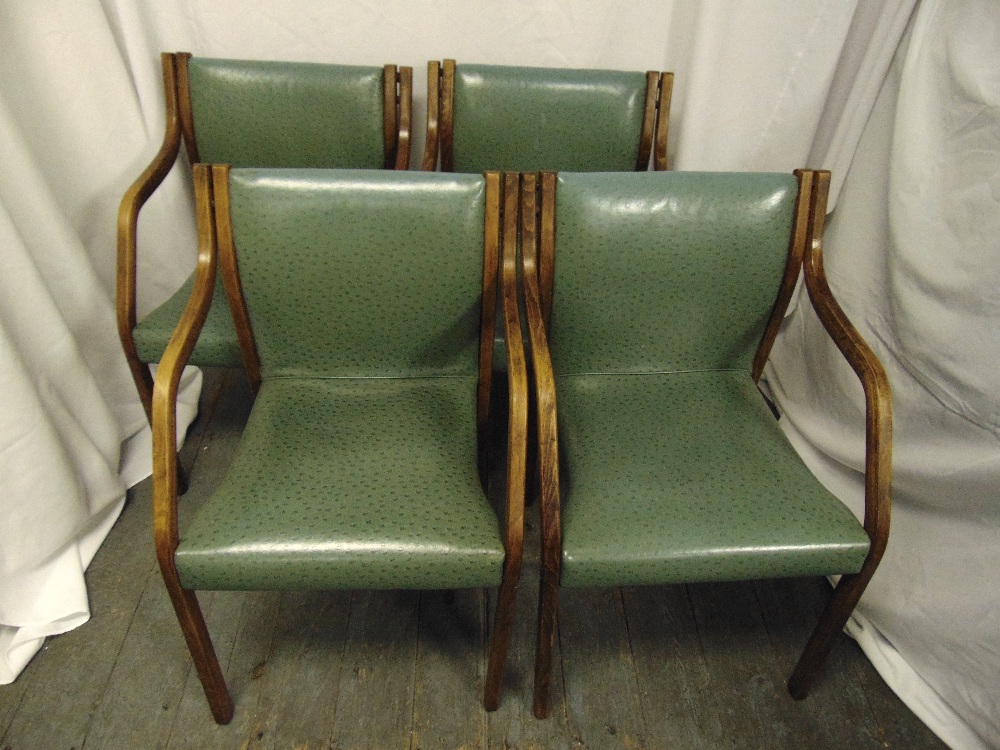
1, 1, 996, 747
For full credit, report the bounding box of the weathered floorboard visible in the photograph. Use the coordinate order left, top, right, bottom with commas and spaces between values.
558, 587, 647, 749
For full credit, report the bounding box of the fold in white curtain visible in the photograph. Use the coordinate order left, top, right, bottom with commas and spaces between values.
2, 1, 996, 747
769, 3, 1000, 746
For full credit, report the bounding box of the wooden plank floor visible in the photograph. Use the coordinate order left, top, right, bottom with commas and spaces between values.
0, 370, 947, 750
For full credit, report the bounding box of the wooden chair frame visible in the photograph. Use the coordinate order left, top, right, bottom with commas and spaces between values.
152, 165, 526, 722
421, 60, 673, 172
521, 170, 893, 718
118, 53, 412, 425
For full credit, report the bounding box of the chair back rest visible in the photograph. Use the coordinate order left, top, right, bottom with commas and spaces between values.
549, 171, 799, 375
225, 169, 486, 379
449, 64, 651, 172
185, 57, 389, 168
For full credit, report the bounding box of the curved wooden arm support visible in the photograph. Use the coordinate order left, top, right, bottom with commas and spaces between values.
483, 173, 528, 711
519, 173, 564, 719
788, 170, 893, 699
421, 61, 441, 171
117, 52, 182, 423
802, 171, 893, 555
151, 165, 234, 724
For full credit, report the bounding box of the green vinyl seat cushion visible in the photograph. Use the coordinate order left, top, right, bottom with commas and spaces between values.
187, 57, 386, 168
557, 371, 871, 588
134, 273, 241, 367
547, 171, 870, 590
175, 376, 505, 591
451, 64, 648, 173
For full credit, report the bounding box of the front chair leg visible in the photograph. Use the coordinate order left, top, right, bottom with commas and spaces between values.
787, 568, 874, 699
159, 563, 234, 724
532, 569, 559, 719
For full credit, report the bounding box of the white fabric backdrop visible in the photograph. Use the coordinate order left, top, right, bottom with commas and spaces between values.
1, 1, 995, 747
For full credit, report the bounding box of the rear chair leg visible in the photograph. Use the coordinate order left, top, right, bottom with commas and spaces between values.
532, 569, 559, 719
484, 559, 520, 711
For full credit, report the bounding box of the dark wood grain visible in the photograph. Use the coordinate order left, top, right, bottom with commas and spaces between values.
483, 172, 529, 712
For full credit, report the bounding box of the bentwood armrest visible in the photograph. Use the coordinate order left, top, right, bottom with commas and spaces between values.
787, 169, 893, 698
483, 172, 529, 711
801, 171, 893, 553
117, 53, 182, 417
152, 164, 217, 564
519, 173, 564, 718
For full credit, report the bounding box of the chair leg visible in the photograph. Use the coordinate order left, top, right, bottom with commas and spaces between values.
787, 568, 873, 699
532, 568, 559, 719
484, 559, 520, 711
158, 562, 234, 724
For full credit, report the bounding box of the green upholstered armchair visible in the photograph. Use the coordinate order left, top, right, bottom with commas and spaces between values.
422, 60, 672, 173
152, 166, 526, 723
119, 53, 412, 424
520, 170, 893, 719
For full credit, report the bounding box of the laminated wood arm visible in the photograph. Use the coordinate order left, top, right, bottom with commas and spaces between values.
116, 52, 183, 418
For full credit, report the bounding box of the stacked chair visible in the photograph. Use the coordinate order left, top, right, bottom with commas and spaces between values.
122, 52, 892, 726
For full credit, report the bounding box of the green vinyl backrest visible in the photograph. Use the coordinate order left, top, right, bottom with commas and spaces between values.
550, 171, 798, 375
451, 64, 648, 173
187, 58, 386, 168
227, 169, 485, 379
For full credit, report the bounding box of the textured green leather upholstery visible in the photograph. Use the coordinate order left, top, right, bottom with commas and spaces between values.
175, 170, 504, 591
187, 58, 385, 168
177, 377, 504, 590
227, 169, 483, 379
549, 172, 870, 588
134, 274, 241, 366
451, 65, 648, 173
